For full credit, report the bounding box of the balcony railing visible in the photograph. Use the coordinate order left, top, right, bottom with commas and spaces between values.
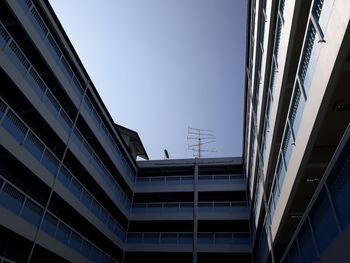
198, 201, 248, 213
135, 176, 194, 186
70, 127, 131, 211
0, 23, 73, 136
16, 0, 136, 183
258, 0, 286, 169
81, 95, 136, 182
266, 0, 328, 224
130, 201, 248, 214
198, 232, 250, 245
131, 202, 193, 214
0, 176, 117, 263
198, 174, 245, 184
18, 1, 84, 99
127, 232, 193, 244
126, 232, 250, 245
58, 167, 126, 241
0, 98, 126, 241
135, 174, 245, 187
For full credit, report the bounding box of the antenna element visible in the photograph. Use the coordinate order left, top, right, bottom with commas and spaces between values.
187, 127, 216, 158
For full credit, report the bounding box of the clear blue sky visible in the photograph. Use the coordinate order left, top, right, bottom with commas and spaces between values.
49, 0, 247, 160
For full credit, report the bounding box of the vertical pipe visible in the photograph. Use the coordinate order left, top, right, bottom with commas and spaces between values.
26, 84, 88, 263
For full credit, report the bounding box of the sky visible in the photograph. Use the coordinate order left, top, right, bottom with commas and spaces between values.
49, 0, 247, 160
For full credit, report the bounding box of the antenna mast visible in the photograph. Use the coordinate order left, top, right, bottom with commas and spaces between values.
187, 127, 216, 158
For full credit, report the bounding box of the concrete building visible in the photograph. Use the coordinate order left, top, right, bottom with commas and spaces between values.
1, 0, 350, 262
0, 0, 250, 262
244, 0, 350, 262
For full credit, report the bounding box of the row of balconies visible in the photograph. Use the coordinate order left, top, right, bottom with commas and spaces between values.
266, 0, 329, 226
247, 0, 297, 257
251, 0, 336, 261
4, 0, 135, 194
0, 19, 133, 213
248, 0, 286, 215
7, 0, 137, 188
249, 0, 303, 238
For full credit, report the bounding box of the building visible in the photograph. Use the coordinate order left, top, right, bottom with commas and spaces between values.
0, 0, 251, 262
1, 0, 350, 262
244, 0, 350, 262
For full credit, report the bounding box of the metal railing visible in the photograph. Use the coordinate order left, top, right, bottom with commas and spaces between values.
81, 95, 136, 182
126, 232, 250, 245
131, 201, 248, 214
0, 175, 117, 263
258, 0, 286, 169
131, 202, 193, 213
126, 232, 193, 244
71, 127, 131, 210
0, 21, 74, 136
135, 174, 245, 187
198, 174, 245, 184
197, 232, 250, 245
57, 167, 126, 241
198, 201, 248, 213
135, 176, 194, 186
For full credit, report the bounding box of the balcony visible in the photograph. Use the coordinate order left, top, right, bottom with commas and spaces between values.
130, 202, 193, 220
198, 201, 249, 220
134, 174, 246, 193
130, 201, 249, 221
198, 174, 246, 191
125, 232, 250, 253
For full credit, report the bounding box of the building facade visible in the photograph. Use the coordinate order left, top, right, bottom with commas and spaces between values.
0, 0, 251, 262
244, 0, 350, 262
1, 0, 350, 262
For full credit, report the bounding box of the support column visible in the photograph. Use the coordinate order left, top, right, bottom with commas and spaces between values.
193, 160, 198, 263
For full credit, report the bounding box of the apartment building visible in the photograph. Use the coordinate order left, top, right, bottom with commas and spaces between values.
0, 0, 251, 262
244, 0, 350, 262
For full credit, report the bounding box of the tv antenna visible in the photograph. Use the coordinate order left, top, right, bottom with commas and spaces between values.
187, 127, 216, 158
